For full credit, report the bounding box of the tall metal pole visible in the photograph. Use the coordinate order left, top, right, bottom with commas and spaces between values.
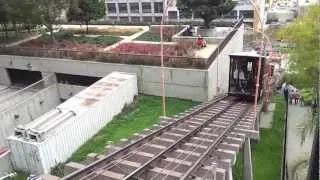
249, 0, 265, 126
160, 16, 166, 117
160, 0, 174, 117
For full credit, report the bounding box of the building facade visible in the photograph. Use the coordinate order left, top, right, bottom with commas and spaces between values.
104, 0, 259, 23
105, 0, 179, 22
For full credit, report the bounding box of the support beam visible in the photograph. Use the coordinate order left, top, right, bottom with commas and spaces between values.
0, 67, 11, 85
41, 72, 56, 87
243, 138, 253, 180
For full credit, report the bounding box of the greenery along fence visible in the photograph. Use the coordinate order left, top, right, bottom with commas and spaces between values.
0, 47, 207, 69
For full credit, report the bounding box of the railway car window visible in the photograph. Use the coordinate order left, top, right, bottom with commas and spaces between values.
247, 62, 252, 71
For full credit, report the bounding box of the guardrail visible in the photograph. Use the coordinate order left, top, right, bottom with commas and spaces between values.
206, 17, 244, 68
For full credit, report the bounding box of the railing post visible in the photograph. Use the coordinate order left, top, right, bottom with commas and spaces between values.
243, 137, 253, 180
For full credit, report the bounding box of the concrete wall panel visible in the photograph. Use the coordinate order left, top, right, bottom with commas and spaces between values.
57, 84, 87, 100
0, 56, 208, 101
207, 24, 244, 100
140, 81, 207, 101
0, 68, 11, 85
0, 84, 60, 147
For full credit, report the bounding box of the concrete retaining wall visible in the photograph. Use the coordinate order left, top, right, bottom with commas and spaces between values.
0, 68, 11, 86
57, 83, 87, 100
207, 24, 244, 100
0, 84, 60, 147
0, 22, 244, 102
0, 56, 208, 101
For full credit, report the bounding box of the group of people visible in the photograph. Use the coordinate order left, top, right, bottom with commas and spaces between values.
185, 25, 207, 49
282, 83, 303, 105
233, 67, 247, 93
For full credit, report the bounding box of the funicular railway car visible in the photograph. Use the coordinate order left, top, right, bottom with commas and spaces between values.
228, 51, 267, 101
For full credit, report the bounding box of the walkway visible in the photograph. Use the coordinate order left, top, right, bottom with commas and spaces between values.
3, 34, 41, 48
286, 104, 313, 180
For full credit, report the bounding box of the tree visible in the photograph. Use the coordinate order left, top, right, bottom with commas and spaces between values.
178, 0, 236, 28
0, 0, 9, 38
67, 0, 105, 34
277, 5, 320, 180
7, 0, 40, 33
36, 0, 69, 43
277, 5, 319, 97
67, 0, 82, 22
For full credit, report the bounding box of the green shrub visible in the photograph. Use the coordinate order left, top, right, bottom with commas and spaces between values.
300, 88, 315, 105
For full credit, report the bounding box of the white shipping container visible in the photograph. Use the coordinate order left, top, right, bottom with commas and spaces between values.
8, 72, 138, 175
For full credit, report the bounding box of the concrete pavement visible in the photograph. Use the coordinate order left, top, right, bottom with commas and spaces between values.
286, 104, 313, 180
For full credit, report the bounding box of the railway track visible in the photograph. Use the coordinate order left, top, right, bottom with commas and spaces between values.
63, 95, 258, 180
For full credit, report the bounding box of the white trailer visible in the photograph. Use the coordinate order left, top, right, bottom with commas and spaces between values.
8, 72, 138, 175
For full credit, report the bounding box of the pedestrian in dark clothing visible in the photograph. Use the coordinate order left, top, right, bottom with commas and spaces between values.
283, 84, 289, 104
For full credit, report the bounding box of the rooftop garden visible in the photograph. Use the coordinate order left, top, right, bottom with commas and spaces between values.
135, 26, 185, 42
109, 42, 194, 57
61, 27, 143, 36
18, 32, 121, 51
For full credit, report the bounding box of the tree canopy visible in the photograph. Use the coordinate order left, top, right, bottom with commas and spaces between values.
0, 0, 9, 37
0, 0, 68, 42
277, 5, 320, 91
178, 0, 236, 28
67, 0, 105, 33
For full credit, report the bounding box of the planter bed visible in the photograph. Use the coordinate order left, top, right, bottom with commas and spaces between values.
18, 33, 121, 51
109, 42, 193, 57
135, 26, 185, 42
62, 27, 142, 36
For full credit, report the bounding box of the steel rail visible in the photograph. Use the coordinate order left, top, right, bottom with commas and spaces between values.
158, 125, 222, 180
78, 96, 229, 180
122, 100, 236, 180
180, 104, 253, 179
161, 103, 248, 180
62, 95, 228, 180
79, 96, 228, 180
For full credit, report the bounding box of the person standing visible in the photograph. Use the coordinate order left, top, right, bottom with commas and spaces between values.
239, 69, 246, 92
294, 90, 300, 104
283, 83, 289, 104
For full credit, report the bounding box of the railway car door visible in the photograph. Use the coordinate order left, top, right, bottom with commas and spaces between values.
229, 57, 255, 95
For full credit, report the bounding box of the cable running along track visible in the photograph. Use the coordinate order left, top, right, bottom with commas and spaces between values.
63, 95, 258, 180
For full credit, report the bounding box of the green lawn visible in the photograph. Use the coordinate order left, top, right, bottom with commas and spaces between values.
12, 172, 27, 180
134, 26, 184, 42
135, 31, 164, 42
62, 28, 141, 36
70, 95, 199, 162
234, 95, 286, 180
41, 32, 122, 46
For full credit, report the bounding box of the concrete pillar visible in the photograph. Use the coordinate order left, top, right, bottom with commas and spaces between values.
243, 138, 253, 180
41, 72, 57, 87
0, 67, 11, 86
127, 2, 131, 22
116, 3, 120, 21
237, 10, 240, 19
